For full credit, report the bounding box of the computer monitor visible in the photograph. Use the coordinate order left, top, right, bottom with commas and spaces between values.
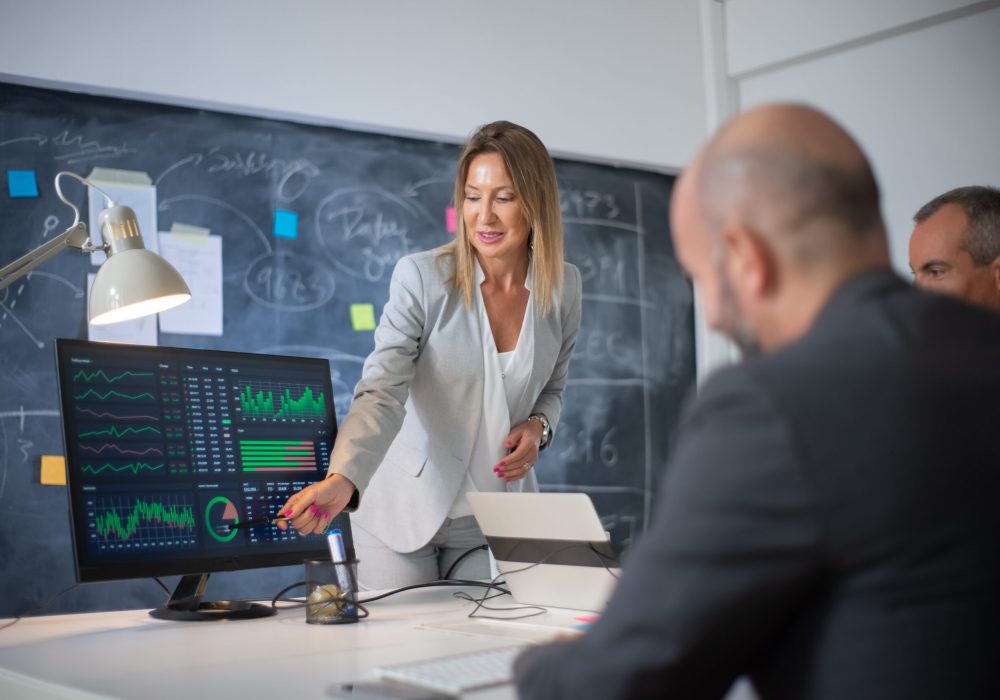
54, 338, 353, 621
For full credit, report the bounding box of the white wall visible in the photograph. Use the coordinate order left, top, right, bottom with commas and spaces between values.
0, 0, 706, 171
3, 1, 998, 377
725, 0, 987, 76
732, 1, 1000, 272
690, 0, 1000, 378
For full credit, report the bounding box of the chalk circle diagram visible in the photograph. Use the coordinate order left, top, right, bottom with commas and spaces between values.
205, 495, 240, 542
315, 189, 434, 283
244, 250, 335, 312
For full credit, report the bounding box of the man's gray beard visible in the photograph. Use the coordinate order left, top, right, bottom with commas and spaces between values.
717, 270, 762, 358
728, 320, 762, 358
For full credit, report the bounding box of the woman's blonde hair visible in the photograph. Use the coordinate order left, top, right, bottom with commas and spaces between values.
440, 121, 564, 315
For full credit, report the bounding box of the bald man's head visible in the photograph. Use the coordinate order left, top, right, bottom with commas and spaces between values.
700, 104, 886, 265
671, 104, 891, 353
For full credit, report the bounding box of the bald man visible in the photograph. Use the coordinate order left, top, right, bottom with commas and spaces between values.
513, 105, 1000, 699
909, 185, 1000, 311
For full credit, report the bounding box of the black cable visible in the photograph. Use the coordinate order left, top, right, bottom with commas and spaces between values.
0, 583, 80, 632
459, 542, 620, 621
458, 565, 547, 620
269, 578, 507, 617
588, 543, 621, 580
270, 578, 507, 610
153, 577, 172, 595
357, 579, 508, 605
271, 581, 310, 609
265, 543, 616, 620
443, 544, 488, 580
270, 581, 370, 619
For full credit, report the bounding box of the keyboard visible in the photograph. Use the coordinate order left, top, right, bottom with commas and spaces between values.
374, 645, 528, 696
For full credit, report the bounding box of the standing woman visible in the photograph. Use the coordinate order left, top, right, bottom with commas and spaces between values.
279, 121, 582, 588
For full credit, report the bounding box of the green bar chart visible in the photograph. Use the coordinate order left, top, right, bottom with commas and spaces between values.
238, 382, 327, 421
240, 439, 317, 472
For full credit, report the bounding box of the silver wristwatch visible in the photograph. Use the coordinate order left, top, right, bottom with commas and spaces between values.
528, 413, 552, 450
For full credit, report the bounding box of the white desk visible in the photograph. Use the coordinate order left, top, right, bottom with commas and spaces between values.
0, 586, 574, 700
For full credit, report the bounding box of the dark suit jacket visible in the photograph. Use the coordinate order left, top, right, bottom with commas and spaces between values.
514, 268, 1000, 699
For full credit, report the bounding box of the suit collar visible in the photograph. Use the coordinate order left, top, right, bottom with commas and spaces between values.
816, 266, 905, 320
474, 255, 534, 291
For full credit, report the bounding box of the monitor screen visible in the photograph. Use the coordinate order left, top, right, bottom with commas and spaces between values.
55, 339, 350, 584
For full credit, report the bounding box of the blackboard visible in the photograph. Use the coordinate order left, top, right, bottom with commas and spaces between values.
0, 81, 695, 617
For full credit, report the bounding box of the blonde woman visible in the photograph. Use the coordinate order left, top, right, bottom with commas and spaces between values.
279, 121, 582, 588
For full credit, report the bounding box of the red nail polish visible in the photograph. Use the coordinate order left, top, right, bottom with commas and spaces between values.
310, 505, 318, 514
499, 461, 506, 467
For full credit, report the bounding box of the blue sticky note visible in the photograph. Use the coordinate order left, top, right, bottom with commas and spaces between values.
273, 209, 298, 239
8, 170, 39, 198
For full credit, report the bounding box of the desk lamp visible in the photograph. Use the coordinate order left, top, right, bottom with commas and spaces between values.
0, 171, 191, 324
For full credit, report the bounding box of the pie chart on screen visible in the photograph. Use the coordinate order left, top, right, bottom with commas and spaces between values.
205, 496, 240, 542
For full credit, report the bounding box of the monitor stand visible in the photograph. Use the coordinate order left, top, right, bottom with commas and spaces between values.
149, 573, 276, 621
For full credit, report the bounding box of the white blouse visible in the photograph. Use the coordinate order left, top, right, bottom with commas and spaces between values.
448, 260, 537, 518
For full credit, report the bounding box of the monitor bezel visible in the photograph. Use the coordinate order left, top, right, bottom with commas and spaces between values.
54, 338, 342, 584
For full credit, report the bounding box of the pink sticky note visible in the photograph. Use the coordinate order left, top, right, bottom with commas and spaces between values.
445, 206, 456, 233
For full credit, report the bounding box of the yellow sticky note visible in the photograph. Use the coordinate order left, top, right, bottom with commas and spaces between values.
40, 455, 66, 485
350, 303, 377, 331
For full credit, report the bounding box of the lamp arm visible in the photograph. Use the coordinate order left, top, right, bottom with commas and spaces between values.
0, 222, 101, 291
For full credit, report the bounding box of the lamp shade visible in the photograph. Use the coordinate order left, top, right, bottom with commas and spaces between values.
89, 248, 191, 325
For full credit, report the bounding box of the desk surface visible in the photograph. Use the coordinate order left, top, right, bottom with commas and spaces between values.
0, 586, 578, 700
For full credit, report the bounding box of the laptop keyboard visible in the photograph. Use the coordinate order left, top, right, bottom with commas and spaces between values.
374, 645, 528, 696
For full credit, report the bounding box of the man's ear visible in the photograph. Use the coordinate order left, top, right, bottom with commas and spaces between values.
990, 256, 1000, 302
721, 225, 775, 298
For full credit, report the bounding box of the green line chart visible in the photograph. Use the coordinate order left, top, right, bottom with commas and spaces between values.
72, 369, 154, 384
238, 382, 327, 421
79, 425, 162, 439
82, 462, 165, 476
90, 495, 196, 543
74, 389, 157, 402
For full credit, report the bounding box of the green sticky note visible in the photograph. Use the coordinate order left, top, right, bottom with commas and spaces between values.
350, 303, 377, 331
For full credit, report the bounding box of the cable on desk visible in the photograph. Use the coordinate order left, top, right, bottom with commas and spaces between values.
455, 566, 547, 620
0, 583, 80, 631
357, 579, 508, 605
458, 543, 620, 621
443, 544, 489, 580
269, 579, 508, 612
268, 581, 370, 619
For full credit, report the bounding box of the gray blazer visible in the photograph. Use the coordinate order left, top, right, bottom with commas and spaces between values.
332, 248, 582, 553
514, 269, 1000, 699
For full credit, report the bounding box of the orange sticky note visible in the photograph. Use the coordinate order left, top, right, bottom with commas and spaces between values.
445, 206, 456, 233
40, 455, 66, 485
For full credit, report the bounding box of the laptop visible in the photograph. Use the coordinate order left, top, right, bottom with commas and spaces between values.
466, 492, 621, 612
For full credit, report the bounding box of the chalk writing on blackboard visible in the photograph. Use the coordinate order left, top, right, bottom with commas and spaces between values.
0, 82, 694, 618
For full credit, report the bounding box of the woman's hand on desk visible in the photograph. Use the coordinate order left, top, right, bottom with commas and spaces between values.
494, 419, 544, 482
277, 474, 357, 535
